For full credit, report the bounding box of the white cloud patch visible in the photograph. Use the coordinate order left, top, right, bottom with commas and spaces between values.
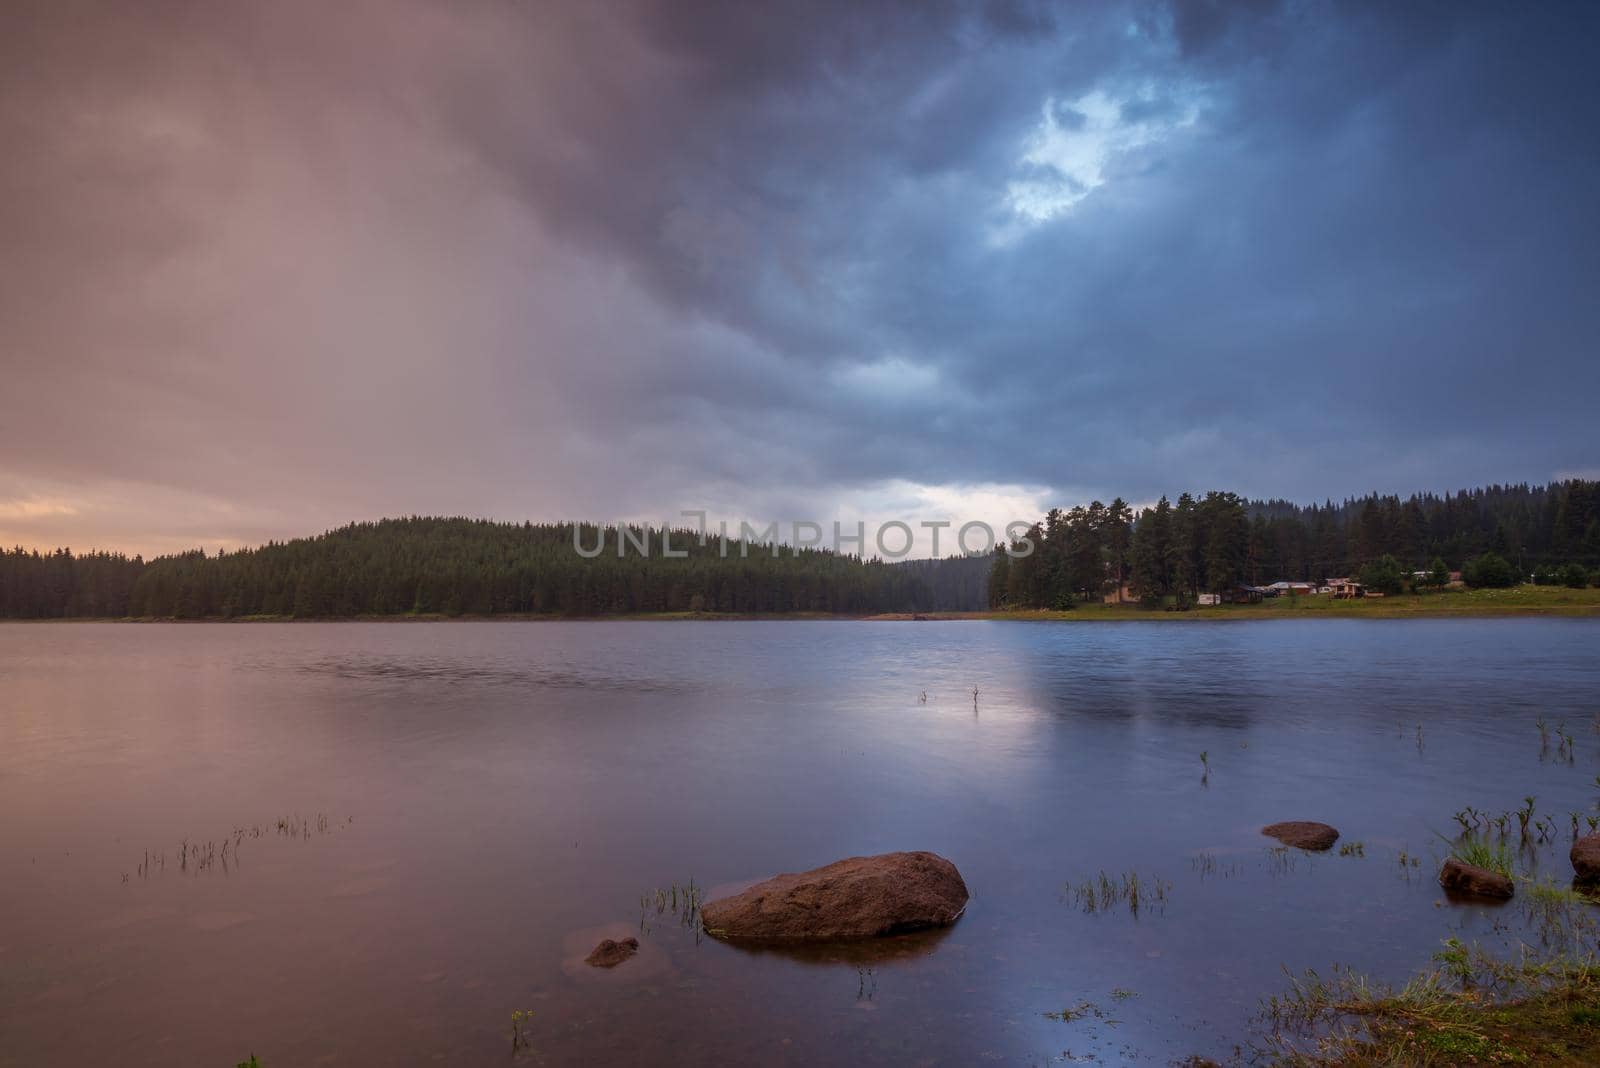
832, 356, 941, 399
1005, 84, 1202, 222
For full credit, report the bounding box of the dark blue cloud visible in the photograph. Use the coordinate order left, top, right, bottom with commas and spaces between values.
483, 0, 1600, 502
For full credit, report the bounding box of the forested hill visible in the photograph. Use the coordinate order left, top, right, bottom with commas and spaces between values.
993, 479, 1600, 609
0, 518, 989, 619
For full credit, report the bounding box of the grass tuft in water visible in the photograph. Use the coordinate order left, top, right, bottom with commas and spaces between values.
1043, 1000, 1112, 1023
1451, 836, 1514, 878
509, 1008, 534, 1055
638, 879, 704, 938
1063, 870, 1171, 917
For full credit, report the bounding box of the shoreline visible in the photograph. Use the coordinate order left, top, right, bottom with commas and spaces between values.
5, 588, 1600, 623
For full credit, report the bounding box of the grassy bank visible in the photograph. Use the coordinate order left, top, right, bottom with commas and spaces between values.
872, 586, 1600, 621
1260, 954, 1600, 1065
8, 586, 1600, 623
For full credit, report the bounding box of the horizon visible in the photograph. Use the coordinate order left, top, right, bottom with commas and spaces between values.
4, 474, 1585, 563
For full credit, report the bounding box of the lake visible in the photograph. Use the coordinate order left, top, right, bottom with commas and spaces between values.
2, 619, 1598, 1065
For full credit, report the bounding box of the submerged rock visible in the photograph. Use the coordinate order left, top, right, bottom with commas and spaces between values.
700, 851, 969, 942
1261, 821, 1340, 851
1572, 834, 1600, 883
584, 937, 639, 968
1439, 858, 1513, 900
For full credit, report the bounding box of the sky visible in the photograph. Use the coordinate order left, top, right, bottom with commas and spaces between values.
2, 0, 1598, 558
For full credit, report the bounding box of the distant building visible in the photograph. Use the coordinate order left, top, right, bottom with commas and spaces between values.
1197, 592, 1221, 606
1265, 580, 1318, 596
1327, 577, 1364, 598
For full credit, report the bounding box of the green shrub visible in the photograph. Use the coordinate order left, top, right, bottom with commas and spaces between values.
1463, 552, 1517, 588
1359, 554, 1406, 595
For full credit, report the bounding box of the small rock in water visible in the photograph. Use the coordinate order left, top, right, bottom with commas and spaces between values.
1438, 857, 1513, 900
584, 937, 640, 968
1261, 821, 1340, 851
1571, 833, 1600, 884
701, 851, 969, 941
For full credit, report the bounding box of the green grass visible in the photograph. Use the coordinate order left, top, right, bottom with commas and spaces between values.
1451, 838, 1514, 877
1261, 947, 1600, 1066
970, 585, 1600, 621
1063, 870, 1172, 916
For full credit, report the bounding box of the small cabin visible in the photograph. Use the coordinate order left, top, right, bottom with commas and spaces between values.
1327, 577, 1364, 599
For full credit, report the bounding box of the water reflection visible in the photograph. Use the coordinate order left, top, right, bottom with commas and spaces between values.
706, 925, 955, 966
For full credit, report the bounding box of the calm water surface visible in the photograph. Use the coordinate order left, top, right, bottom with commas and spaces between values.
2, 620, 1598, 1065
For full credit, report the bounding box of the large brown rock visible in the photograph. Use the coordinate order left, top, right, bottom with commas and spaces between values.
1572, 834, 1600, 883
1261, 821, 1340, 851
700, 851, 968, 942
1439, 858, 1513, 900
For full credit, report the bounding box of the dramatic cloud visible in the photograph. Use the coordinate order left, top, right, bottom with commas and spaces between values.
2, 0, 1596, 555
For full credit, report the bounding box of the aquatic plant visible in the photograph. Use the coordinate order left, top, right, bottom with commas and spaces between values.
1337, 841, 1365, 858
638, 879, 704, 937
1064, 870, 1171, 916
1516, 796, 1536, 842
856, 966, 877, 1000
236, 1057, 263, 1068
510, 1009, 534, 1054
1556, 722, 1574, 760
1518, 879, 1600, 950
128, 812, 350, 883
1190, 852, 1241, 880
1043, 1000, 1110, 1023
1264, 847, 1301, 877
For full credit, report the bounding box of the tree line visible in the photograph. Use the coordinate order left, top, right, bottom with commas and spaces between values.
0, 518, 987, 619
990, 480, 1600, 609
4, 481, 1597, 619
